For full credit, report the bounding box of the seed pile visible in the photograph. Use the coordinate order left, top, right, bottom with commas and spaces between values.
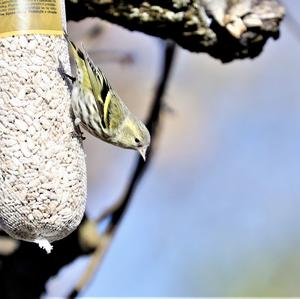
0, 34, 87, 250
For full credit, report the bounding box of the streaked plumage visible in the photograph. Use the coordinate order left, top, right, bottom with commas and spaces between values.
64, 32, 150, 160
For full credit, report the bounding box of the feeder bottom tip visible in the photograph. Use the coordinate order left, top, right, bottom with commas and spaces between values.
34, 239, 53, 254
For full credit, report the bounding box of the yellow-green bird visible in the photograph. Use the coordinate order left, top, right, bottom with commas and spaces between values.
64, 32, 150, 160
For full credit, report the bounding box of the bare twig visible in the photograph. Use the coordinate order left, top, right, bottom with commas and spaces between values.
67, 234, 112, 299
107, 40, 176, 232
67, 40, 177, 298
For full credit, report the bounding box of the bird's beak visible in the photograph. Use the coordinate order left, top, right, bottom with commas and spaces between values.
138, 147, 147, 161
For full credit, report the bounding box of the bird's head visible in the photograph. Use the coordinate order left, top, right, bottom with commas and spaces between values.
116, 116, 150, 161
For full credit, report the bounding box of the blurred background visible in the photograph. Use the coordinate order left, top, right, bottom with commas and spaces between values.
45, 0, 300, 296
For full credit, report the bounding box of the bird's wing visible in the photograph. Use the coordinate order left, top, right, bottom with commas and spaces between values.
105, 93, 125, 131
81, 43, 124, 131
80, 43, 112, 129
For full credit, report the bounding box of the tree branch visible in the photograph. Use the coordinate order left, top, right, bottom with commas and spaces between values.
66, 0, 284, 62
108, 40, 176, 231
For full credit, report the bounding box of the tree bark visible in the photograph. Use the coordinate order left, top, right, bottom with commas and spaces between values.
66, 0, 284, 62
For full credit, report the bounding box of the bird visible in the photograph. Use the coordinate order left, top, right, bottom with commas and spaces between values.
63, 31, 150, 161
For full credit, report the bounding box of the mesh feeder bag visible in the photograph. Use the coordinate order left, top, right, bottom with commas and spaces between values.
0, 0, 87, 253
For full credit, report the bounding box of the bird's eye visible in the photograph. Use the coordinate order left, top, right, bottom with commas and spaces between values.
134, 138, 140, 144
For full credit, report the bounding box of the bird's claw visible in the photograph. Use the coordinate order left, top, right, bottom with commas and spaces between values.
71, 131, 86, 141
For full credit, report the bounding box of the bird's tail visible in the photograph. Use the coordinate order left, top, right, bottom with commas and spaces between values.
63, 29, 86, 69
